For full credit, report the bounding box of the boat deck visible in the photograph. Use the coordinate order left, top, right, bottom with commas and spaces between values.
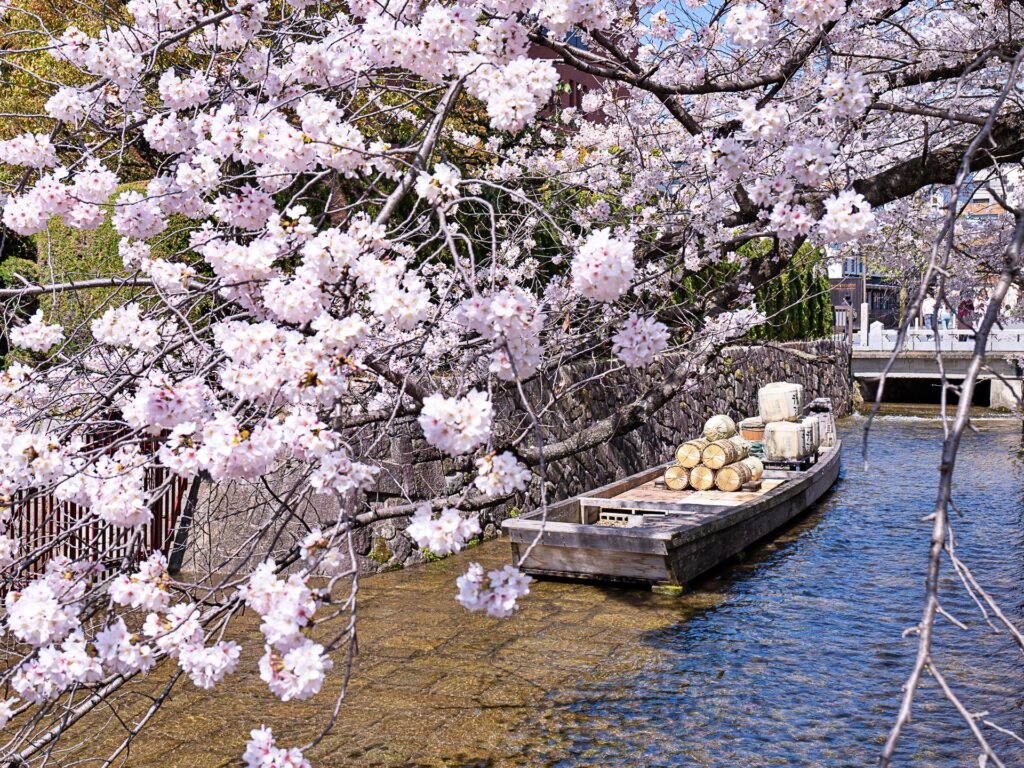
502, 442, 842, 588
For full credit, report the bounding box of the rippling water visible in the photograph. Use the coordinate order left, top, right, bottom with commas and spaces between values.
510, 414, 1024, 767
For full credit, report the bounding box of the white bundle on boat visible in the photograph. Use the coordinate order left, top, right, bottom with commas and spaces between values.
758, 382, 804, 423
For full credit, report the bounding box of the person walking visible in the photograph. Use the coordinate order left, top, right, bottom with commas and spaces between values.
957, 294, 974, 330
922, 293, 936, 330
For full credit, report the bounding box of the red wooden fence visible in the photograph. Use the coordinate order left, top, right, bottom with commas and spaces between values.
2, 433, 189, 586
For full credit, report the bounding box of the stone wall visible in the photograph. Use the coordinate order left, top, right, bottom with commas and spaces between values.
359, 339, 853, 573
179, 340, 852, 576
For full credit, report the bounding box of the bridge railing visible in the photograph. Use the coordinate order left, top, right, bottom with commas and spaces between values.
852, 325, 1024, 353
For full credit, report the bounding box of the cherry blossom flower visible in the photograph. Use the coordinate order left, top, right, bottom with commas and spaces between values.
571, 229, 635, 302
109, 551, 171, 611
5, 580, 80, 647
612, 314, 670, 368
91, 303, 166, 351
415, 162, 461, 204
473, 452, 531, 497
243, 727, 312, 768
818, 190, 876, 243
0, 132, 57, 168
179, 641, 242, 689
0, 697, 16, 728
258, 638, 333, 701
0, 534, 18, 569
417, 390, 493, 456
9, 310, 64, 353
725, 3, 772, 47
406, 504, 482, 556
456, 563, 532, 618
95, 618, 156, 674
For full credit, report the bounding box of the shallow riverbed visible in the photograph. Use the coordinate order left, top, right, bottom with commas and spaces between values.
85, 413, 1024, 767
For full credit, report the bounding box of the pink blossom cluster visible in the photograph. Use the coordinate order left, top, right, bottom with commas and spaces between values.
241, 561, 333, 702
458, 286, 543, 380
2, 161, 120, 235
406, 505, 482, 556
464, 58, 561, 132
91, 303, 166, 351
5, 566, 82, 647
299, 528, 347, 575
784, 0, 845, 30
12, 631, 103, 703
415, 163, 462, 205
122, 372, 211, 434
769, 202, 814, 240
140, 602, 241, 689
611, 314, 671, 369
9, 310, 64, 353
111, 190, 167, 240
724, 4, 772, 47
157, 69, 211, 110
417, 389, 493, 456
45, 87, 89, 122
95, 618, 156, 675
0, 132, 57, 169
3, 559, 115, 706
56, 444, 152, 528
818, 191, 876, 243
455, 563, 532, 618
819, 70, 872, 120
109, 552, 171, 612
0, 534, 18, 569
0, 423, 67, 497
571, 228, 636, 302
243, 727, 311, 768
473, 452, 532, 497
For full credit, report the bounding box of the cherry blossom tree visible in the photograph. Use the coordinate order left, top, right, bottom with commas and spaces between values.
1, 0, 1024, 764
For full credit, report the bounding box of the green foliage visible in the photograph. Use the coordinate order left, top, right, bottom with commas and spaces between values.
673, 241, 832, 342
0, 256, 40, 289
749, 250, 832, 342
15, 183, 199, 351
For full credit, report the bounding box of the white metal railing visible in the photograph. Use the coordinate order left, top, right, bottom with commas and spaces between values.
851, 324, 1024, 353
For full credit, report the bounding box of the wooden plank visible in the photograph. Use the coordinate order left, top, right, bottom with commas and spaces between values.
516, 543, 674, 583
502, 518, 671, 554
578, 478, 786, 515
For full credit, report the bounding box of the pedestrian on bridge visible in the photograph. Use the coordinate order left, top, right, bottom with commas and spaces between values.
922, 293, 936, 330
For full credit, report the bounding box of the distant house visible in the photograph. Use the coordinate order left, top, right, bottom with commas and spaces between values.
530, 31, 603, 114
828, 254, 900, 328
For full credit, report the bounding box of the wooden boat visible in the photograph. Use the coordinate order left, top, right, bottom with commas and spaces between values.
502, 440, 841, 591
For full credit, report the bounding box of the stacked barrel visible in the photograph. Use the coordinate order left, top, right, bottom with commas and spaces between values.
665, 415, 765, 493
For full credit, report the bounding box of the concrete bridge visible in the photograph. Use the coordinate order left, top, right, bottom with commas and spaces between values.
850, 325, 1024, 409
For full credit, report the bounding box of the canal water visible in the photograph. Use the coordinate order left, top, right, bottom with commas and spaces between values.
104, 412, 1024, 767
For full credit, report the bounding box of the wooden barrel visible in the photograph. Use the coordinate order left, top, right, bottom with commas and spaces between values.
738, 417, 765, 442
675, 438, 709, 468
663, 465, 690, 491
701, 438, 749, 470
715, 457, 763, 492
715, 461, 754, 492
689, 465, 716, 491
741, 456, 764, 482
